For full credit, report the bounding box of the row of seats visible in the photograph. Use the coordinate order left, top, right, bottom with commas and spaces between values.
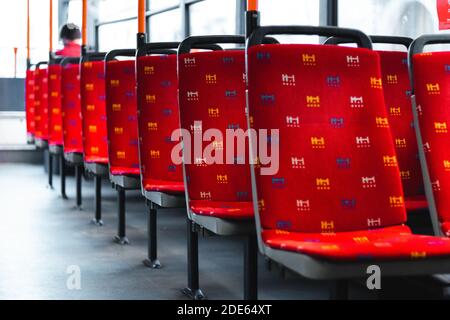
24, 24, 450, 299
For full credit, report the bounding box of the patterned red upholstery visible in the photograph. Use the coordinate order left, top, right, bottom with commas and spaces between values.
61, 63, 83, 154
105, 60, 140, 176
262, 225, 450, 261
34, 67, 49, 140
25, 69, 36, 137
80, 61, 108, 164
247, 44, 450, 261
378, 51, 426, 210
48, 64, 63, 146
178, 50, 253, 220
137, 55, 184, 194
413, 51, 450, 235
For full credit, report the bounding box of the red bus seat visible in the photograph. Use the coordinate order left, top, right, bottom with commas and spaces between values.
34, 64, 49, 147
324, 36, 428, 213
178, 50, 253, 222
137, 54, 184, 196
247, 27, 450, 287
81, 60, 108, 166
61, 62, 83, 157
61, 59, 83, 208
411, 37, 450, 237
105, 59, 140, 178
136, 47, 186, 269
378, 50, 427, 212
178, 36, 257, 300
25, 68, 36, 143
47, 60, 68, 198
48, 64, 64, 148
105, 50, 140, 245
80, 55, 109, 225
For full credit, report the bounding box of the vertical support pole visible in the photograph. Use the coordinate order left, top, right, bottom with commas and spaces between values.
49, 0, 53, 54
143, 202, 161, 269
180, 0, 190, 38
182, 218, 205, 300
245, 4, 260, 38
93, 175, 103, 226
60, 154, 67, 199
137, 0, 146, 49
75, 164, 82, 208
327, 0, 339, 26
82, 0, 88, 49
27, 0, 31, 69
244, 234, 258, 300
48, 151, 53, 189
114, 187, 129, 245
14, 48, 18, 78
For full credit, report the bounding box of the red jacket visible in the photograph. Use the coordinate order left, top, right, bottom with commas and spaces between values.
55, 42, 81, 57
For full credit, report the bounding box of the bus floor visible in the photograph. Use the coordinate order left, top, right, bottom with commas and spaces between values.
0, 163, 448, 300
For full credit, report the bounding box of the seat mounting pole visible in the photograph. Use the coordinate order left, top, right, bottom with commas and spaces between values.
182, 218, 205, 300
92, 175, 103, 226
60, 154, 67, 199
48, 151, 53, 189
75, 164, 82, 209
143, 201, 161, 268
114, 187, 129, 245
244, 234, 258, 300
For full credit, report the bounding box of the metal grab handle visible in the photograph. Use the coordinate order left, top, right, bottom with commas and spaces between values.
247, 25, 372, 49
105, 49, 137, 62
61, 57, 81, 67
179, 35, 245, 54
325, 35, 412, 49
409, 34, 450, 91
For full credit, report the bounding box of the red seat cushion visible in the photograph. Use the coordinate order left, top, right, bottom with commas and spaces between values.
144, 179, 185, 194
263, 225, 450, 261
34, 67, 49, 140
110, 166, 140, 176
405, 195, 428, 211
25, 69, 36, 136
136, 55, 184, 194
378, 51, 425, 199
178, 50, 253, 220
81, 61, 109, 164
48, 64, 63, 146
105, 60, 140, 176
413, 51, 450, 235
61, 63, 83, 154
190, 200, 254, 219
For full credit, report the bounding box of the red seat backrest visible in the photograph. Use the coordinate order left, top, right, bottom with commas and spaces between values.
178, 50, 252, 204
378, 51, 424, 197
48, 64, 63, 146
80, 61, 108, 164
105, 60, 140, 176
34, 67, 49, 140
25, 69, 36, 137
137, 55, 183, 186
61, 63, 83, 154
247, 44, 406, 234
413, 51, 450, 230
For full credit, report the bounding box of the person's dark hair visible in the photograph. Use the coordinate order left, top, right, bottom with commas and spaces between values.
60, 23, 81, 41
